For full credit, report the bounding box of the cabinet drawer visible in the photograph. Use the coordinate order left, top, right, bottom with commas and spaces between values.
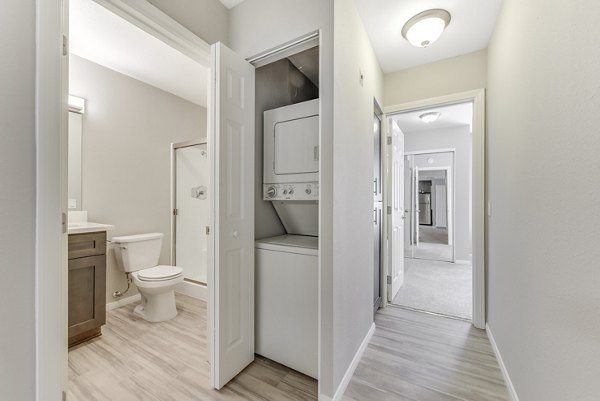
68, 232, 106, 259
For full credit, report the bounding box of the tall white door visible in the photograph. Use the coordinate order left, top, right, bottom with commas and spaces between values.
387, 120, 405, 301
208, 42, 255, 390
403, 155, 414, 258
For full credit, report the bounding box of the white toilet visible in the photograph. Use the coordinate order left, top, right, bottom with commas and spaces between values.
111, 233, 183, 322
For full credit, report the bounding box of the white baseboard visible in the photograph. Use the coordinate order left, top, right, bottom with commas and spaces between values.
106, 293, 141, 311
486, 323, 520, 401
455, 259, 472, 265
176, 280, 207, 301
322, 322, 376, 401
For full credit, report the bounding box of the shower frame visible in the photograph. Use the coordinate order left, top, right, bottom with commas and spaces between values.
170, 138, 208, 284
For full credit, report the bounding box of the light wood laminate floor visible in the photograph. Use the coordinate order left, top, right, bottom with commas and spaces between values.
68, 293, 317, 401
343, 307, 509, 401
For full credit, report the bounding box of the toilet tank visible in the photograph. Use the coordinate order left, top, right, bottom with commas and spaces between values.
111, 233, 164, 272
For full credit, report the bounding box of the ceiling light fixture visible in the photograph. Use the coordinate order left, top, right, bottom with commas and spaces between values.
401, 9, 451, 48
419, 112, 441, 123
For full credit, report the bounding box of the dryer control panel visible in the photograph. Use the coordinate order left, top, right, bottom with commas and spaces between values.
263, 183, 319, 201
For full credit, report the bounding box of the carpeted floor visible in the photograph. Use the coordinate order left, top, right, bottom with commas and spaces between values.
392, 258, 472, 320
419, 226, 448, 244
413, 242, 453, 262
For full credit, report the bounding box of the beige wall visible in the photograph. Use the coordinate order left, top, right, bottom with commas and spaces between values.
147, 0, 229, 45
486, 0, 600, 400
384, 50, 487, 107
0, 0, 36, 399
70, 55, 206, 304
332, 0, 383, 392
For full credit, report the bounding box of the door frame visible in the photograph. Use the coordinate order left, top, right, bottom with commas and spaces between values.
35, 1, 212, 399
405, 151, 456, 263
413, 164, 454, 262
383, 89, 486, 329
374, 100, 383, 313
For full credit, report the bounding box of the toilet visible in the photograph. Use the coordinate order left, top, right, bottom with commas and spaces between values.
111, 233, 183, 322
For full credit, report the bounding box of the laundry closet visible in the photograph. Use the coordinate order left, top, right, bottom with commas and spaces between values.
252, 38, 320, 379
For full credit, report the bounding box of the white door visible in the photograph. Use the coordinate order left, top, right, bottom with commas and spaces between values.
175, 144, 209, 284
413, 167, 420, 247
387, 120, 405, 301
403, 155, 414, 258
208, 42, 255, 390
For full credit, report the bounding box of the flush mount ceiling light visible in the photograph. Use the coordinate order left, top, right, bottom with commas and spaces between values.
419, 112, 441, 123
401, 9, 451, 48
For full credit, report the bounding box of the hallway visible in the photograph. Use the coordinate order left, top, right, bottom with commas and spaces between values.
342, 307, 508, 401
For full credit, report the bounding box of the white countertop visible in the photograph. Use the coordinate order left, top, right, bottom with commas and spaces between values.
67, 211, 114, 234
68, 221, 115, 235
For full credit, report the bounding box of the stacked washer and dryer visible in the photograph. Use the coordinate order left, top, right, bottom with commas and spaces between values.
255, 98, 319, 379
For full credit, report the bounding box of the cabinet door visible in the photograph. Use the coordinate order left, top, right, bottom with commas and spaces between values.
68, 255, 106, 340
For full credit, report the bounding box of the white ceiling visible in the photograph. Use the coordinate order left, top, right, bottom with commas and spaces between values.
219, 0, 246, 9
393, 102, 472, 134
354, 0, 502, 73
70, 0, 208, 107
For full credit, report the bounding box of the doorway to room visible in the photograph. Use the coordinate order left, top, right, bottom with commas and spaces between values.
385, 99, 478, 321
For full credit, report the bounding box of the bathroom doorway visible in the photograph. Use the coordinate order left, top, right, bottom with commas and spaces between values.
171, 140, 209, 298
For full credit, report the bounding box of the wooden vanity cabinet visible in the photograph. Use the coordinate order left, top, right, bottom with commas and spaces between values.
68, 231, 107, 347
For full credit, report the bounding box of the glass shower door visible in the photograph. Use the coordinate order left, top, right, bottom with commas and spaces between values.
174, 143, 209, 284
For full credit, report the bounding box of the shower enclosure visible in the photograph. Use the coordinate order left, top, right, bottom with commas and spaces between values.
171, 140, 209, 286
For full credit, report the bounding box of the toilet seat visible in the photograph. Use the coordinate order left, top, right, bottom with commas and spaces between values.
136, 265, 183, 282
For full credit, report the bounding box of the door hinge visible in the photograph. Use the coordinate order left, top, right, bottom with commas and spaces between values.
62, 35, 68, 56
173, 208, 178, 216
61, 212, 67, 234
387, 275, 391, 285
387, 206, 392, 215
387, 136, 392, 145
206, 226, 210, 235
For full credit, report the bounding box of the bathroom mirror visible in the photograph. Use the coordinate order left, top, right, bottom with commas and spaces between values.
68, 110, 83, 210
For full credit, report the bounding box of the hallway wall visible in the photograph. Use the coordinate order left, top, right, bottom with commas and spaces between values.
486, 0, 600, 399
384, 50, 487, 106
0, 1, 36, 399
146, 0, 229, 45
333, 0, 383, 392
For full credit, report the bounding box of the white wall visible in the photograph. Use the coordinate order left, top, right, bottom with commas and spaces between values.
332, 0, 383, 392
70, 55, 206, 303
384, 49, 487, 106
146, 0, 229, 45
486, 0, 600, 399
404, 125, 472, 260
0, 1, 36, 399
229, 0, 337, 396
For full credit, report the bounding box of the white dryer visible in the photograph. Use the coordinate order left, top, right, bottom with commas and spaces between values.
255, 235, 318, 379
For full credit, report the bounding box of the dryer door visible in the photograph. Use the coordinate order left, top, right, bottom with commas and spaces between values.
274, 115, 319, 175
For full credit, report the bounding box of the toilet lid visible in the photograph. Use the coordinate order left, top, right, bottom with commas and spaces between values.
137, 265, 183, 282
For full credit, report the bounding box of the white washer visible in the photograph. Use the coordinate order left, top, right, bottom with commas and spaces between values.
255, 234, 318, 379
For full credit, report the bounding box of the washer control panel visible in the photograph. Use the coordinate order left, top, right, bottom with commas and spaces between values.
263, 183, 319, 201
